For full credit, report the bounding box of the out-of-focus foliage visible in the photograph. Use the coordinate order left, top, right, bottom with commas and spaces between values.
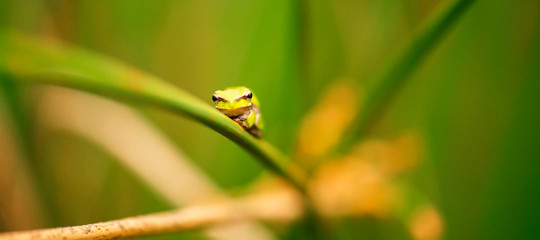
1, 0, 540, 239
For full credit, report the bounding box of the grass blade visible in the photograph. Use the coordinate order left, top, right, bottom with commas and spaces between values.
0, 31, 307, 192
0, 72, 57, 226
343, 0, 475, 149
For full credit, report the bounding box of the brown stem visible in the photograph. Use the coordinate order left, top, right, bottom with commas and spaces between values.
0, 184, 303, 240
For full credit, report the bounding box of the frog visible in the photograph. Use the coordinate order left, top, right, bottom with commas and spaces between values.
212, 86, 264, 138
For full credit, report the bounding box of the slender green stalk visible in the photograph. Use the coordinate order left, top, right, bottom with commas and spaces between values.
0, 73, 57, 226
342, 0, 475, 150
0, 31, 307, 192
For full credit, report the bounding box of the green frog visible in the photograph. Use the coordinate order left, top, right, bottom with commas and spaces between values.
212, 86, 264, 138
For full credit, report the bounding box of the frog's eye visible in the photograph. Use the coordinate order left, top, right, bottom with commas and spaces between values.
235, 91, 253, 101
212, 94, 218, 102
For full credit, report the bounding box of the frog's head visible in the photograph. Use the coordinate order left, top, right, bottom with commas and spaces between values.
212, 86, 254, 117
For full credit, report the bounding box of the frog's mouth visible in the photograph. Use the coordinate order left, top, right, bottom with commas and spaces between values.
216, 105, 252, 117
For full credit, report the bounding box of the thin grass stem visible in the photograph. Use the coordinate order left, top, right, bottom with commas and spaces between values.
0, 31, 307, 192
342, 0, 475, 150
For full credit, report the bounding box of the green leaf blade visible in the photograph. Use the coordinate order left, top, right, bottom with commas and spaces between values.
0, 31, 307, 191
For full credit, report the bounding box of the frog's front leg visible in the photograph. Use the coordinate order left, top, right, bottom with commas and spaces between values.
231, 112, 251, 130
233, 118, 250, 129
231, 111, 261, 138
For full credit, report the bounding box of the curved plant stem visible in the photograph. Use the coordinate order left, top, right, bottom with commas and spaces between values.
0, 205, 238, 240
0, 31, 307, 192
342, 0, 475, 150
0, 186, 303, 240
0, 73, 56, 225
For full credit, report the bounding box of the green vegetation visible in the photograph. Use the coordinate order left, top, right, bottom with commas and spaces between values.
1, 0, 539, 239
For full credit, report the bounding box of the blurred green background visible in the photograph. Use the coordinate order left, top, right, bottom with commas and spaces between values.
1, 0, 539, 239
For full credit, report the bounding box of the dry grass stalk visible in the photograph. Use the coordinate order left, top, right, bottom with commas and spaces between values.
0, 204, 238, 240
0, 181, 303, 240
